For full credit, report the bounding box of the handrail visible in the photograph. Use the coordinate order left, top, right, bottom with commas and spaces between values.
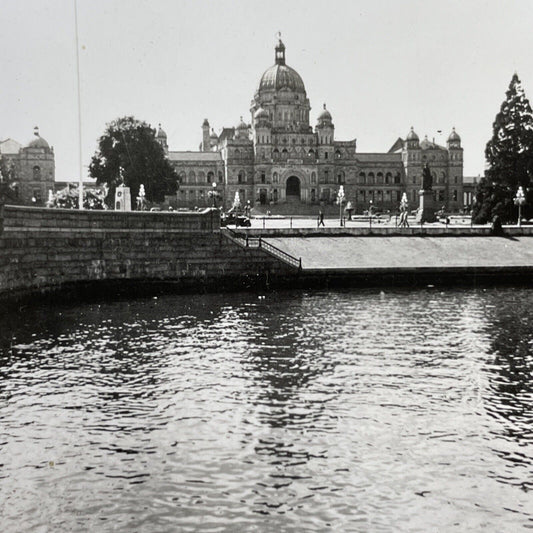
222, 228, 302, 270
258, 237, 302, 270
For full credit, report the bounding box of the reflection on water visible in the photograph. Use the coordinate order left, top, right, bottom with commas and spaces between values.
0, 288, 532, 532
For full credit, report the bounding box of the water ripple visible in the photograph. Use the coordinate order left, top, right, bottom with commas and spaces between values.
0, 288, 532, 532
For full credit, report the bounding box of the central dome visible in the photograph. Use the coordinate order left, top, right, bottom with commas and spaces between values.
257, 64, 306, 93
256, 38, 306, 94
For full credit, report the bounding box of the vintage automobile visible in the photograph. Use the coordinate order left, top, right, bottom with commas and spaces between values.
220, 212, 252, 227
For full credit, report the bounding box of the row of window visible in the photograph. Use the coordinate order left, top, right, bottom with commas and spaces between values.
177, 170, 223, 184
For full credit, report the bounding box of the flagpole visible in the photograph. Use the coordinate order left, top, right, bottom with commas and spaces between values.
74, 0, 84, 209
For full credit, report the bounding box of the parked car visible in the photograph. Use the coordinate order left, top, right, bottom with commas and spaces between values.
220, 213, 251, 227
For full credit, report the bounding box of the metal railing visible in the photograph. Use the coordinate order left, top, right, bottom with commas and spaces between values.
256, 237, 302, 270
222, 228, 302, 270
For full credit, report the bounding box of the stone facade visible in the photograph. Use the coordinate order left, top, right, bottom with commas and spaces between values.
0, 206, 296, 299
0, 127, 55, 206
166, 39, 464, 213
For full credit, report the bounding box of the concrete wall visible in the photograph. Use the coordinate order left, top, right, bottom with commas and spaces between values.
0, 205, 295, 300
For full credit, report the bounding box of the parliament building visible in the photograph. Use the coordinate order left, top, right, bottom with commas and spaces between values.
161, 38, 464, 213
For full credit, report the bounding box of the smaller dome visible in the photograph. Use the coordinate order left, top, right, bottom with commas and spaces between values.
254, 107, 269, 120
237, 116, 248, 130
156, 123, 167, 138
406, 127, 419, 141
210, 128, 218, 139
28, 126, 50, 149
448, 127, 461, 142
318, 103, 332, 122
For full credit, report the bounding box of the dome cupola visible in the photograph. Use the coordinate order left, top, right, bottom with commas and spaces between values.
447, 127, 461, 143
406, 127, 419, 141
317, 103, 332, 124
156, 123, 167, 139
27, 126, 50, 149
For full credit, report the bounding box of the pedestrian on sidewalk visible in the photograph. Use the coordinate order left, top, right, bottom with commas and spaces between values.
318, 210, 325, 227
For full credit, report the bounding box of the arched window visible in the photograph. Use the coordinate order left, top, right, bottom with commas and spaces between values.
368, 172, 375, 184
394, 173, 401, 184
218, 171, 223, 183
441, 172, 446, 184
359, 172, 366, 184
337, 171, 345, 184
281, 148, 288, 157
335, 150, 341, 159
273, 148, 279, 159
385, 172, 392, 184
189, 171, 196, 183
198, 171, 205, 183
308, 149, 315, 158
33, 165, 41, 181
178, 171, 186, 184
207, 171, 214, 183
311, 172, 317, 185
377, 172, 384, 184
234, 148, 240, 158
238, 170, 245, 184
273, 172, 279, 184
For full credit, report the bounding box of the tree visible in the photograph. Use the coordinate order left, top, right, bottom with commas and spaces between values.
0, 157, 21, 205
473, 73, 533, 223
89, 116, 178, 207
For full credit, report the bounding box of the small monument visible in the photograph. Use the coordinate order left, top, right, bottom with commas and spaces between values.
416, 163, 437, 223
114, 166, 132, 211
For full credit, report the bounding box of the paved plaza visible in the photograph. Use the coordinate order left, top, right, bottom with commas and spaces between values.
247, 214, 476, 230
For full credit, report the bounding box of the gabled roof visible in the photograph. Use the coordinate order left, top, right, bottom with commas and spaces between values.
388, 137, 404, 153
168, 151, 222, 162
0, 138, 22, 155
420, 138, 446, 151
217, 128, 235, 144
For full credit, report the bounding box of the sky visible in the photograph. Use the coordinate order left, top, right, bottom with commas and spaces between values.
1, 0, 533, 181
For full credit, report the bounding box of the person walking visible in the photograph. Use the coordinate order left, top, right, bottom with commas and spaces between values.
318, 210, 325, 227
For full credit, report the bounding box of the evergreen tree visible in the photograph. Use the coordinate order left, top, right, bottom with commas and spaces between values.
89, 116, 178, 207
473, 74, 533, 223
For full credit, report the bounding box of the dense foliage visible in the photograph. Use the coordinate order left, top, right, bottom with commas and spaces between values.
0, 158, 21, 205
47, 186, 107, 210
89, 116, 177, 207
473, 74, 533, 223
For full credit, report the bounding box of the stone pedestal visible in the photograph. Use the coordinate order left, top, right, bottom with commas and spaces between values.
416, 189, 436, 223
115, 186, 131, 212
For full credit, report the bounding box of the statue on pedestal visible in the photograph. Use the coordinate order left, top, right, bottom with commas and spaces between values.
422, 162, 433, 191
416, 163, 437, 223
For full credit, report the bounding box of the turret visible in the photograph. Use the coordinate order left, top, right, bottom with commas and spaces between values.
446, 127, 461, 150
156, 123, 168, 155
201, 119, 210, 151
315, 104, 334, 145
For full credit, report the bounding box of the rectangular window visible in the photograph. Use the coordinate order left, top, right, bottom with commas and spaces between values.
261, 172, 266, 184
324, 170, 329, 182
324, 152, 328, 159
453, 190, 458, 201
239, 189, 246, 202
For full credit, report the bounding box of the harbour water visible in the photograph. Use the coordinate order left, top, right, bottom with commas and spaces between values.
0, 287, 532, 532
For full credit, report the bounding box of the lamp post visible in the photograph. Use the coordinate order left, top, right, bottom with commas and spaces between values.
210, 182, 218, 207
514, 185, 526, 227
336, 185, 345, 227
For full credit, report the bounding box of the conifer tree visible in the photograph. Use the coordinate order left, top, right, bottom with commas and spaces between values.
473, 74, 533, 223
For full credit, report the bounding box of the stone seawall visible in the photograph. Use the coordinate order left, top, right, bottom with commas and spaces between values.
0, 206, 296, 301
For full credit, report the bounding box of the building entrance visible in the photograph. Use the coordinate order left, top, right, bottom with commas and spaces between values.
286, 176, 301, 201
